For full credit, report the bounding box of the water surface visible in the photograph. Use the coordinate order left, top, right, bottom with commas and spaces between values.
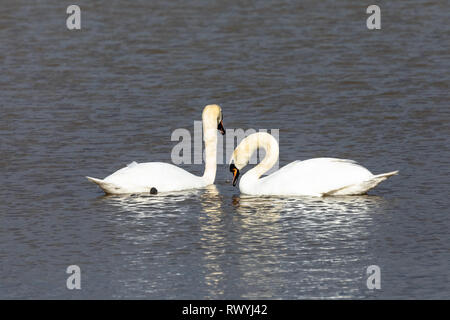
0, 0, 449, 299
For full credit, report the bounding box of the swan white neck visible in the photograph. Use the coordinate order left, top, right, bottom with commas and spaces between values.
234, 132, 279, 183
202, 126, 218, 185
201, 105, 221, 185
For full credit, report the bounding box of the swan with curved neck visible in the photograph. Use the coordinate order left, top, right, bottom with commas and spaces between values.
229, 132, 398, 197
87, 104, 225, 194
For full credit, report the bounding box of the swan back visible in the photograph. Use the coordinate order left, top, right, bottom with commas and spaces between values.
254, 158, 374, 196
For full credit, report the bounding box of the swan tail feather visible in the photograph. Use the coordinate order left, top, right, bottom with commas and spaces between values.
323, 170, 399, 196
86, 176, 122, 194
372, 170, 399, 179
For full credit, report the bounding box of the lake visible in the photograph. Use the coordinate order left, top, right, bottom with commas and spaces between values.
0, 0, 449, 299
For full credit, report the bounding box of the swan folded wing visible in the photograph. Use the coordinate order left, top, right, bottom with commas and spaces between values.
323, 170, 399, 196
258, 158, 374, 196
104, 162, 204, 193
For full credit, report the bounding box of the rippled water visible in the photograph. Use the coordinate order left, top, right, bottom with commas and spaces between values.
0, 0, 449, 299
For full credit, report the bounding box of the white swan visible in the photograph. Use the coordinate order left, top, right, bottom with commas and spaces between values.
87, 104, 226, 194
229, 132, 398, 197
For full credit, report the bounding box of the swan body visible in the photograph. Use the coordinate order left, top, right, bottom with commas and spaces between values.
87, 104, 225, 194
230, 132, 398, 197
87, 161, 207, 194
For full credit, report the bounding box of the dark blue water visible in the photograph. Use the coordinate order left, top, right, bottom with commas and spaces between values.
0, 0, 449, 299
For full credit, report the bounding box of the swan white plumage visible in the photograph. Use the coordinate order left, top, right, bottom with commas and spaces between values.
229, 132, 398, 197
87, 104, 225, 194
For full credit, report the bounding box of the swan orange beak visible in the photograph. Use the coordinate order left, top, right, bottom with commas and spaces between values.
230, 164, 240, 187
217, 120, 226, 135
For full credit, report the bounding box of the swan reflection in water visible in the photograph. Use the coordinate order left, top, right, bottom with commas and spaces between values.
197, 185, 226, 298
94, 189, 387, 299
96, 188, 203, 213
225, 194, 387, 299
94, 186, 227, 297
195, 189, 387, 299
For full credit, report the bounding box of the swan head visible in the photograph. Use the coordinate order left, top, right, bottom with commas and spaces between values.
229, 143, 251, 186
229, 151, 248, 186
228, 132, 279, 187
202, 104, 226, 135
